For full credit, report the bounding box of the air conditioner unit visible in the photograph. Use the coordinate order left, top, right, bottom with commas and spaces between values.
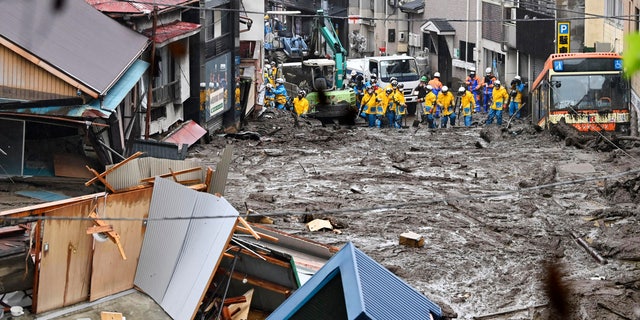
398, 32, 406, 42
408, 33, 421, 47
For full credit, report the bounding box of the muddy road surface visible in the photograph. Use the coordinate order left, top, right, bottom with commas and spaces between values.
1, 108, 639, 319
188, 109, 640, 320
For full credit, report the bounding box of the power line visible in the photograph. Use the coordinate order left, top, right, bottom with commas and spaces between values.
112, 0, 640, 24
3, 166, 639, 223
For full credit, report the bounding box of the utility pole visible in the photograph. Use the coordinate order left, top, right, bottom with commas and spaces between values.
145, 6, 158, 139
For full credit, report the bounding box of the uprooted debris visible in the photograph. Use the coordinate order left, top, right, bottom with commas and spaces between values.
549, 117, 639, 151
601, 174, 640, 203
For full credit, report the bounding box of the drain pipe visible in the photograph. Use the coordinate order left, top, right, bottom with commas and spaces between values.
501, 0, 509, 53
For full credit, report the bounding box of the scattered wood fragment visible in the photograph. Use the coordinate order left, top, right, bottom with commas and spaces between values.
85, 151, 144, 187
89, 211, 126, 260
472, 303, 547, 319
306, 219, 333, 232
570, 232, 607, 265
399, 231, 424, 248
392, 165, 413, 173
100, 311, 123, 320
597, 302, 632, 320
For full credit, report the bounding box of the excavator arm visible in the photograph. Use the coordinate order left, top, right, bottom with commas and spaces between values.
316, 10, 347, 88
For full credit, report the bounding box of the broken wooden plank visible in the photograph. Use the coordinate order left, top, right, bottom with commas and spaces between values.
86, 167, 117, 193
234, 226, 279, 242
139, 166, 203, 183
85, 151, 144, 186
89, 211, 127, 260
223, 296, 247, 305
217, 268, 291, 296
86, 225, 113, 234
571, 232, 607, 265
237, 217, 261, 240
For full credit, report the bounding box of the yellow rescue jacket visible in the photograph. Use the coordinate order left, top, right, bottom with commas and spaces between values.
361, 91, 379, 115
491, 87, 509, 110
460, 91, 475, 116
437, 91, 455, 116
423, 91, 437, 115
293, 97, 309, 115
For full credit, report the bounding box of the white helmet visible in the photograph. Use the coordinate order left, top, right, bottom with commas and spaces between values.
494, 80, 501, 86
264, 64, 271, 69
442, 86, 449, 92
485, 67, 492, 74
514, 75, 521, 81
275, 78, 284, 84
426, 84, 433, 90
458, 86, 465, 93
350, 70, 357, 76
433, 72, 441, 78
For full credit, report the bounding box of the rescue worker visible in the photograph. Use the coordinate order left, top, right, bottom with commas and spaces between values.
437, 86, 456, 128
385, 77, 398, 90
465, 70, 482, 113
481, 67, 496, 113
413, 76, 429, 122
352, 74, 366, 117
293, 90, 309, 116
270, 63, 278, 83
428, 72, 443, 96
361, 84, 380, 127
508, 75, 526, 119
263, 64, 274, 86
394, 83, 407, 128
382, 87, 396, 128
458, 86, 475, 127
422, 84, 437, 129
264, 83, 275, 108
367, 74, 380, 92
428, 72, 444, 119
273, 78, 289, 110
486, 80, 509, 125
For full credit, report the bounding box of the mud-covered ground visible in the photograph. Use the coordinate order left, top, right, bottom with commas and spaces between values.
188, 109, 640, 320
1, 109, 639, 319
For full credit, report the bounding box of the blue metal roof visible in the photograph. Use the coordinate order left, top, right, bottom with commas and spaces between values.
267, 242, 443, 320
89, 59, 149, 112
1, 59, 148, 119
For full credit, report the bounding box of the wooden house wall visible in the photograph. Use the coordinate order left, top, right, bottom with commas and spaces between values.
0, 44, 76, 100
28, 188, 151, 314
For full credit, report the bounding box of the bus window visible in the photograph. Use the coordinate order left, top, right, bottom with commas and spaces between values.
549, 74, 626, 111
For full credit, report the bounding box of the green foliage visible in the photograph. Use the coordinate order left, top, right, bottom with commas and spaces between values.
624, 33, 640, 77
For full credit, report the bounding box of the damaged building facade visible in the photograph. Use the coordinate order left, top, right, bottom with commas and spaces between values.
0, 0, 250, 177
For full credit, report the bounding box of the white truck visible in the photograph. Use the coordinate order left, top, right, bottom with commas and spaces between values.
346, 55, 423, 113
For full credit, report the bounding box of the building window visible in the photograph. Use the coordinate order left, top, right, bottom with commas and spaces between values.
459, 40, 475, 62
636, 7, 640, 32
605, 0, 623, 26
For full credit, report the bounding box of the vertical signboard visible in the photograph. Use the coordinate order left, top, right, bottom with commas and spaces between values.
557, 22, 570, 53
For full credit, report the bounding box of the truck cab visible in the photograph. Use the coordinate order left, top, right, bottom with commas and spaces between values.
347, 55, 422, 110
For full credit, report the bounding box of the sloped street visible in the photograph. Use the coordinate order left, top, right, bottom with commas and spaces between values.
188, 109, 640, 319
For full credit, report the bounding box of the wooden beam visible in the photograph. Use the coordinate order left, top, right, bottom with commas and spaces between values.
89, 211, 126, 260
234, 226, 279, 243
139, 166, 203, 183
236, 217, 260, 240
86, 167, 117, 193
85, 151, 144, 187
86, 225, 113, 234
204, 167, 214, 189
217, 267, 292, 296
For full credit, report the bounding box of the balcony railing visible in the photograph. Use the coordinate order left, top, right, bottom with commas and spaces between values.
151, 80, 180, 107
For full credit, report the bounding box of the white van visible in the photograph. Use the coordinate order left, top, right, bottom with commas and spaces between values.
346, 55, 422, 112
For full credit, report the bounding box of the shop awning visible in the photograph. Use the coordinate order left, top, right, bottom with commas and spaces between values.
420, 19, 456, 36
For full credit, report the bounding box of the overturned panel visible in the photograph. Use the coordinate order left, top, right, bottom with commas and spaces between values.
134, 178, 238, 320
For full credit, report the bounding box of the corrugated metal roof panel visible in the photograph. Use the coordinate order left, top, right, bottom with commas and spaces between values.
89, 59, 149, 112
105, 157, 203, 191
267, 242, 443, 320
130, 139, 189, 161
0, 0, 149, 95
135, 178, 238, 319
162, 120, 207, 147
143, 21, 201, 45
86, 0, 196, 14
134, 178, 196, 303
